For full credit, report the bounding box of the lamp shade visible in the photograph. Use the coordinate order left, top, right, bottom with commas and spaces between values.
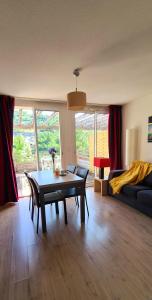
67, 91, 86, 111
94, 157, 111, 168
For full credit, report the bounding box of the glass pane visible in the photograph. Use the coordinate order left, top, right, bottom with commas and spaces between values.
96, 113, 109, 178
13, 108, 37, 197
36, 111, 61, 170
75, 113, 95, 184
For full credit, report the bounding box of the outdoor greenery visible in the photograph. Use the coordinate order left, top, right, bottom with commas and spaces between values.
13, 109, 108, 169
13, 130, 61, 163
13, 135, 34, 163
13, 109, 91, 165
13, 109, 61, 165
14, 109, 33, 126
36, 112, 59, 127
13, 128, 90, 165
75, 129, 92, 156
13, 111, 93, 165
37, 130, 60, 155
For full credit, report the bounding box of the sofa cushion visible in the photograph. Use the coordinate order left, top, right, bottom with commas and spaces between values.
122, 184, 150, 198
137, 190, 152, 207
142, 171, 152, 187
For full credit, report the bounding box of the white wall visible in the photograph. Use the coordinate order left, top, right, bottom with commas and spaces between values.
123, 93, 152, 167
15, 99, 76, 169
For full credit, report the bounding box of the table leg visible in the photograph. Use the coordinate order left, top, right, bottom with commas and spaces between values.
40, 194, 47, 233
55, 202, 59, 214
80, 193, 85, 223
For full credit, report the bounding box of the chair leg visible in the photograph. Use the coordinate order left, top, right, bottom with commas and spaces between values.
37, 207, 39, 234
75, 196, 79, 207
29, 189, 33, 211
75, 197, 78, 206
63, 200, 68, 225
85, 194, 89, 217
31, 202, 34, 221
55, 202, 59, 215
77, 196, 79, 207
29, 195, 31, 210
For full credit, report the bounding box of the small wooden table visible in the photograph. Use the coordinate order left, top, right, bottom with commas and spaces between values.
30, 170, 85, 233
94, 177, 108, 196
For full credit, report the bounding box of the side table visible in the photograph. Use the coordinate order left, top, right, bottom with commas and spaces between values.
94, 178, 108, 196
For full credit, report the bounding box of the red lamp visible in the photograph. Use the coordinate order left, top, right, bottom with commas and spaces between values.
94, 157, 110, 179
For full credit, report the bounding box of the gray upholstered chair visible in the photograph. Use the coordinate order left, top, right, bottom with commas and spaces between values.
67, 164, 76, 174
27, 175, 68, 233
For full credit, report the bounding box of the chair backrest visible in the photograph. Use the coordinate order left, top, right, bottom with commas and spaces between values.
76, 166, 89, 182
24, 172, 33, 195
26, 175, 40, 207
67, 164, 76, 174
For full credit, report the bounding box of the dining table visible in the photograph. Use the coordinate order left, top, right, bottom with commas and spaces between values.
29, 170, 86, 233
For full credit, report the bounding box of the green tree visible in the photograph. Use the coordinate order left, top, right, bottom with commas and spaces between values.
13, 135, 33, 163
38, 130, 60, 154
76, 129, 90, 156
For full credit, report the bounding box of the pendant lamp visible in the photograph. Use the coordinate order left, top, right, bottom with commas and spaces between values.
67, 68, 87, 111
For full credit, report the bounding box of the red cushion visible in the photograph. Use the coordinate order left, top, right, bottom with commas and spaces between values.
94, 157, 110, 168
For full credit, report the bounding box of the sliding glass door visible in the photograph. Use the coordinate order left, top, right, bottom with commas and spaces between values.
96, 113, 109, 177
75, 113, 95, 184
75, 112, 109, 184
13, 106, 108, 195
13, 107, 61, 197
13, 107, 37, 197
36, 110, 61, 170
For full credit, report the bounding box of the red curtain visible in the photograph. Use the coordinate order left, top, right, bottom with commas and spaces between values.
108, 105, 122, 170
0, 95, 18, 205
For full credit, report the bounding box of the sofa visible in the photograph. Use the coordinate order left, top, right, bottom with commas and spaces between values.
108, 169, 152, 217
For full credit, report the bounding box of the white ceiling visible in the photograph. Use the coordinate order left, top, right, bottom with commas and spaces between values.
0, 0, 152, 104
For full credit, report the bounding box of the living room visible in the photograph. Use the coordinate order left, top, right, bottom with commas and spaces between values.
0, 1, 152, 300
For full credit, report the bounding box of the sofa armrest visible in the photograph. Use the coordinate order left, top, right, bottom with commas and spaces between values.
108, 169, 125, 181
108, 169, 126, 195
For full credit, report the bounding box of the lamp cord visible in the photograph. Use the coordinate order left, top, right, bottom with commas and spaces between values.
75, 76, 77, 92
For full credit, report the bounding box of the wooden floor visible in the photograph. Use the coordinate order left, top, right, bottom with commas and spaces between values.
0, 188, 152, 300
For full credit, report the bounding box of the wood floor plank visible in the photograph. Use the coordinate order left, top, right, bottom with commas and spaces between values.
9, 279, 31, 300
0, 188, 152, 300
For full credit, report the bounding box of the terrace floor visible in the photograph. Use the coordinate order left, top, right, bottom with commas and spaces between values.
1, 188, 152, 300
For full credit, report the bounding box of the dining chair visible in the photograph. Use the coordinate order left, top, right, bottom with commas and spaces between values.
75, 166, 89, 216
67, 164, 76, 174
24, 171, 33, 212
66, 164, 78, 205
62, 166, 89, 216
27, 176, 68, 233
